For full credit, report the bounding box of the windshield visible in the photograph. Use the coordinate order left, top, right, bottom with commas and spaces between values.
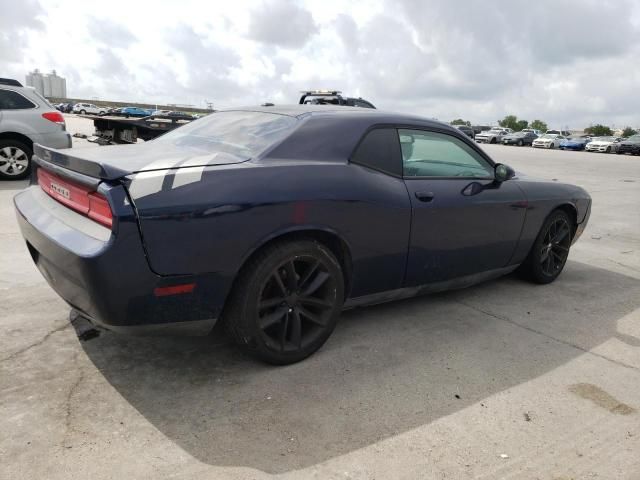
540, 134, 558, 139
156, 111, 298, 159
593, 136, 614, 142
487, 129, 503, 134
627, 135, 640, 141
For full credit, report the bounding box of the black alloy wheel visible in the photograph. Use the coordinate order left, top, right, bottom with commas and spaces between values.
520, 210, 573, 284
224, 240, 344, 364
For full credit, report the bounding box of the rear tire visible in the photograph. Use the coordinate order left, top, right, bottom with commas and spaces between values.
518, 140, 523, 146
490, 138, 496, 144
0, 140, 32, 180
80, 109, 86, 115
223, 240, 345, 364
519, 210, 573, 284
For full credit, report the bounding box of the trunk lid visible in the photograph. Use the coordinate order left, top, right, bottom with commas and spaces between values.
33, 142, 248, 181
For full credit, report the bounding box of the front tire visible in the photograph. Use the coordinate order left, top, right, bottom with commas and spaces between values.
606, 146, 611, 153
550, 143, 555, 149
519, 210, 573, 284
224, 239, 345, 364
0, 140, 32, 180
79, 109, 86, 115
518, 140, 523, 146
490, 138, 497, 144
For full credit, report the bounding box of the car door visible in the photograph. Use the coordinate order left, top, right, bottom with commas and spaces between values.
400, 128, 527, 286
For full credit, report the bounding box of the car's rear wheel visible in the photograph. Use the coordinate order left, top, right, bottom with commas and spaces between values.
0, 140, 32, 180
224, 239, 345, 364
519, 210, 573, 284
550, 143, 555, 149
80, 109, 86, 114
518, 140, 523, 146
490, 138, 496, 144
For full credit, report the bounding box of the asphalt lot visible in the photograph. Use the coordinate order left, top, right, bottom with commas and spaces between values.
1, 116, 640, 479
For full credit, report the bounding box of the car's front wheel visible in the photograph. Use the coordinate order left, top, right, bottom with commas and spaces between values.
517, 140, 523, 146
519, 210, 573, 284
0, 140, 32, 180
224, 239, 345, 364
79, 109, 86, 115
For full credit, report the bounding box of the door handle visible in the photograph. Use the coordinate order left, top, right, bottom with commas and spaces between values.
415, 191, 435, 202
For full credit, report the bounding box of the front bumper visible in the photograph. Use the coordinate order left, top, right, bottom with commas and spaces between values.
14, 185, 217, 336
586, 145, 611, 153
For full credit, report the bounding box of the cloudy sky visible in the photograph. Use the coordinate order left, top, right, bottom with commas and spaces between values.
2, 0, 640, 128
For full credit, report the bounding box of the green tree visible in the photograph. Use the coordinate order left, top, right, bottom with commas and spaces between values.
498, 115, 528, 131
530, 119, 548, 132
584, 124, 613, 136
451, 118, 471, 126
622, 127, 638, 137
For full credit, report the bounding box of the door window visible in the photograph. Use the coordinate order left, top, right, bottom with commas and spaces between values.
399, 129, 493, 178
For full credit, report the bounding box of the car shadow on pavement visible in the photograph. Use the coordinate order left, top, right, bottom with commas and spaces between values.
76, 260, 640, 474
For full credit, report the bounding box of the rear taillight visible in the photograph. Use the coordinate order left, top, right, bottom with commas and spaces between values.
87, 192, 113, 228
42, 111, 65, 125
37, 168, 113, 229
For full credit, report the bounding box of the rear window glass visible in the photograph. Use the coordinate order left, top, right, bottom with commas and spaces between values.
157, 111, 297, 160
0, 89, 36, 110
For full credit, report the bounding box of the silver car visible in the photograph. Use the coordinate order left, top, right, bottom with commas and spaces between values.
0, 78, 71, 180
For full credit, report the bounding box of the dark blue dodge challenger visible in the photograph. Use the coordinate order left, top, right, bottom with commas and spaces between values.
15, 106, 591, 364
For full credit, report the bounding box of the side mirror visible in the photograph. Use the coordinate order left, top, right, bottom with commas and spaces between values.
494, 163, 515, 182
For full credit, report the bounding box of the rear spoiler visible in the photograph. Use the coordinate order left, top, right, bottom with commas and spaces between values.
33, 144, 129, 181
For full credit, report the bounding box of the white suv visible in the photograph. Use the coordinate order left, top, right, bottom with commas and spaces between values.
73, 103, 107, 116
0, 78, 71, 180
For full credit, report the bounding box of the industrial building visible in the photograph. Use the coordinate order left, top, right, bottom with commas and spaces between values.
25, 69, 67, 98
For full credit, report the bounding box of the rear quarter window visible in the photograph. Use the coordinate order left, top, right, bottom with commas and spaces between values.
351, 128, 402, 177
0, 89, 36, 110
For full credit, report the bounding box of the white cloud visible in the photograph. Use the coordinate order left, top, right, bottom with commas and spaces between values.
2, 0, 639, 127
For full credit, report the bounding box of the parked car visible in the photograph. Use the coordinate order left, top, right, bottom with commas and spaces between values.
299, 90, 376, 109
14, 106, 591, 363
151, 109, 172, 116
0, 78, 71, 180
585, 136, 621, 153
455, 125, 475, 139
475, 128, 508, 144
546, 129, 572, 137
616, 134, 640, 155
532, 134, 564, 149
502, 131, 537, 146
120, 106, 153, 118
73, 103, 108, 116
521, 128, 542, 136
559, 137, 589, 151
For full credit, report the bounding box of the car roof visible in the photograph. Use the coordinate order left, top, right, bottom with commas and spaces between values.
219, 105, 449, 129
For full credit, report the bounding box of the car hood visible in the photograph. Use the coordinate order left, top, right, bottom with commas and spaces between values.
33, 141, 249, 180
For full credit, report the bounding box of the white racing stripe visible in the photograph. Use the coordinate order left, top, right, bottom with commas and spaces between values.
127, 170, 168, 200
171, 166, 206, 189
